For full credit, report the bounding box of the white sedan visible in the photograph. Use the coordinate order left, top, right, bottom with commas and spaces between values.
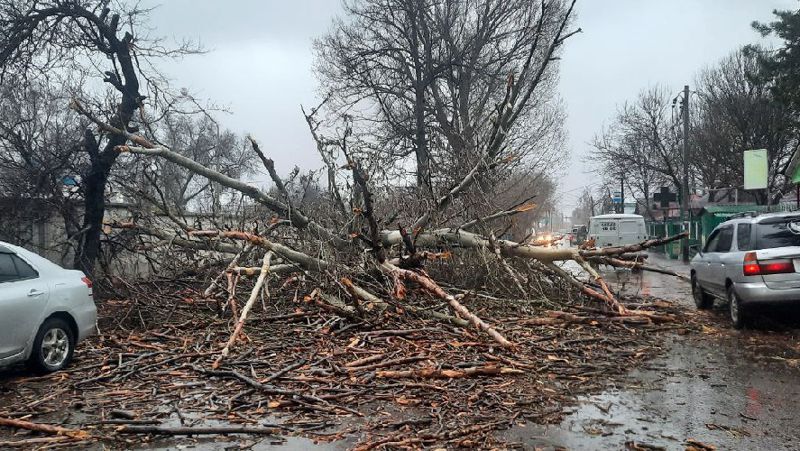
0, 241, 96, 372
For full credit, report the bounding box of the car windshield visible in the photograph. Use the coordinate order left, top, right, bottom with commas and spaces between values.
755, 219, 800, 249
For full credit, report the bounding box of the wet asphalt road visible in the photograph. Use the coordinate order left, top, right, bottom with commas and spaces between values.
508, 253, 800, 450
2, 254, 799, 450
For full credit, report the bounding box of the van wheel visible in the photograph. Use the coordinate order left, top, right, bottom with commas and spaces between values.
691, 275, 713, 309
728, 286, 748, 329
28, 318, 75, 373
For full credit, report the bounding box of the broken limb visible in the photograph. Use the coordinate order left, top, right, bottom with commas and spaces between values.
458, 200, 537, 231
119, 144, 346, 246
108, 221, 240, 254
0, 417, 90, 440
203, 243, 255, 299
190, 230, 330, 272
214, 251, 273, 368
114, 424, 282, 436
225, 271, 240, 318
375, 366, 525, 379
574, 256, 627, 315
229, 263, 300, 276
248, 136, 291, 205
541, 261, 622, 311
341, 278, 470, 327
489, 231, 528, 297
591, 256, 690, 281
381, 262, 514, 348
578, 233, 689, 258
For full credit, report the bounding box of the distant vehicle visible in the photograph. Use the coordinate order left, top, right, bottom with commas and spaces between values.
571, 224, 588, 246
0, 241, 96, 372
533, 232, 557, 247
691, 212, 800, 328
588, 214, 646, 248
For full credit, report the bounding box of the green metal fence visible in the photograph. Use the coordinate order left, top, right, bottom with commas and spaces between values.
647, 219, 701, 259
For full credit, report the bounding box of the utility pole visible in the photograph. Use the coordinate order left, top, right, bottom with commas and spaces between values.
681, 85, 690, 263
620, 172, 625, 214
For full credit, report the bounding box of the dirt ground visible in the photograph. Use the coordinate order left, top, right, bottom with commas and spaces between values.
1, 253, 799, 450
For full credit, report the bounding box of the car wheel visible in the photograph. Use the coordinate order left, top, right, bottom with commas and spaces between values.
29, 318, 75, 373
727, 285, 748, 329
691, 275, 714, 309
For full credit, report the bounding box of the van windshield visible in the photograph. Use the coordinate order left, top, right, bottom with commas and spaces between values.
755, 219, 800, 249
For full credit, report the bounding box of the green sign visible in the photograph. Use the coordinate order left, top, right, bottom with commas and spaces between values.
743, 149, 768, 190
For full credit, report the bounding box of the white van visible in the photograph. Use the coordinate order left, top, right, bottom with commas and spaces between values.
588, 214, 647, 247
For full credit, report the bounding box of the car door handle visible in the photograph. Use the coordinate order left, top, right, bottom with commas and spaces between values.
27, 289, 45, 297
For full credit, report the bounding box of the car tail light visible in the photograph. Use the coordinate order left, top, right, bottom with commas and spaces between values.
743, 252, 760, 276
760, 260, 794, 274
81, 276, 93, 289
743, 252, 795, 276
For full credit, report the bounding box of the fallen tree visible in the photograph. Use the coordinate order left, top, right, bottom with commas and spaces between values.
70, 98, 690, 352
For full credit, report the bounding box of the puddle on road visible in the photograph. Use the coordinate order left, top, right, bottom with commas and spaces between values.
502, 336, 800, 450
141, 434, 345, 451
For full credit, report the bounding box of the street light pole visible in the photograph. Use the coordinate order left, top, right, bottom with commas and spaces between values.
681, 85, 690, 263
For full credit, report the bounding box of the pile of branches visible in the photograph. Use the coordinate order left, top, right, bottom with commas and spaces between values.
0, 278, 695, 449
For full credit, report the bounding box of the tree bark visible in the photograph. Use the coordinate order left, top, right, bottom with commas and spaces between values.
74, 150, 118, 276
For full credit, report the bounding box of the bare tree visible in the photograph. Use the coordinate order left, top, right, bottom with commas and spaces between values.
592, 86, 683, 212
570, 187, 596, 226
0, 0, 195, 275
693, 47, 799, 204
314, 0, 576, 205
0, 78, 85, 255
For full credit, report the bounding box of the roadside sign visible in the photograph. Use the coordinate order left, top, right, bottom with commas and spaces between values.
653, 187, 676, 208
744, 149, 768, 190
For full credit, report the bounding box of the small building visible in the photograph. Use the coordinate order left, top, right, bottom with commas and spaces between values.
693, 204, 771, 248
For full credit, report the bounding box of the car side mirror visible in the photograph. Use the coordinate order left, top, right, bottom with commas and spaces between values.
689, 243, 701, 254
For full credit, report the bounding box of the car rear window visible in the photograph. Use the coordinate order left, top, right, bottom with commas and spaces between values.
0, 253, 38, 283
737, 223, 752, 251
14, 256, 37, 279
755, 220, 800, 249
0, 254, 16, 282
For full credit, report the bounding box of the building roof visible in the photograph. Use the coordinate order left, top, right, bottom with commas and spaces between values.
702, 205, 771, 215
590, 214, 644, 220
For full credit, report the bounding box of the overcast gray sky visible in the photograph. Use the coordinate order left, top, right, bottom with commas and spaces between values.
140, 0, 796, 211
558, 0, 795, 212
